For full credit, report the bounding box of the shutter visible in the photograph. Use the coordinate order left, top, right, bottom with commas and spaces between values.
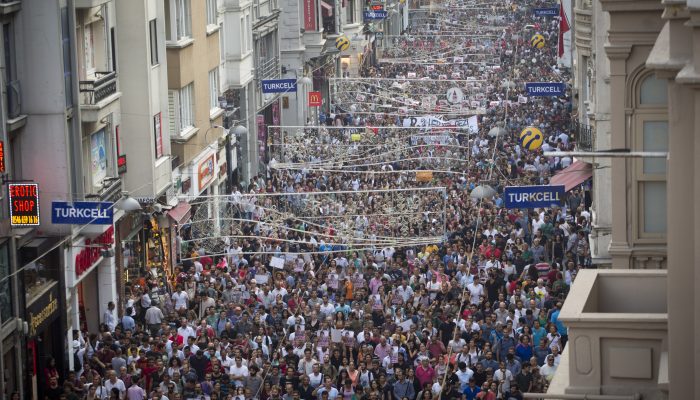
168, 90, 181, 136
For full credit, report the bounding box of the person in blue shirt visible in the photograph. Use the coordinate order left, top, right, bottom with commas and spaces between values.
549, 302, 568, 348
121, 307, 135, 332
463, 378, 481, 400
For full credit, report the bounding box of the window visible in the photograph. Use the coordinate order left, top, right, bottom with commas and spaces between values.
206, 0, 217, 26
154, 112, 164, 158
0, 242, 13, 324
168, 83, 194, 137
346, 0, 355, 24
634, 74, 668, 238
209, 69, 219, 111
90, 129, 108, 188
149, 19, 159, 65
84, 23, 95, 75
246, 14, 252, 51
165, 0, 192, 42
61, 7, 73, 106
219, 22, 225, 64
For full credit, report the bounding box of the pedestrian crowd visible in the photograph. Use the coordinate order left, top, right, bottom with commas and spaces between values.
48, 1, 591, 400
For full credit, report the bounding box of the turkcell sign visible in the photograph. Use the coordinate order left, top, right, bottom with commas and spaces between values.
52, 201, 113, 224
504, 185, 565, 209
533, 7, 559, 17
364, 10, 388, 20
261, 79, 297, 94
525, 82, 566, 97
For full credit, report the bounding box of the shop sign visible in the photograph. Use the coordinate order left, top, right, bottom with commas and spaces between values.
75, 225, 114, 279
303, 0, 316, 31
198, 154, 216, 192
117, 155, 127, 174
0, 140, 5, 173
51, 201, 113, 225
525, 82, 566, 97
9, 183, 40, 226
504, 185, 565, 209
308, 91, 322, 107
261, 79, 297, 94
533, 7, 559, 17
27, 284, 59, 337
364, 10, 388, 20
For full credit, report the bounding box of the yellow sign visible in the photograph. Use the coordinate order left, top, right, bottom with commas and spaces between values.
416, 171, 433, 182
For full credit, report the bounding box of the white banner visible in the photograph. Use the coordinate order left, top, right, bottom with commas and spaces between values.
409, 134, 452, 145
402, 115, 479, 132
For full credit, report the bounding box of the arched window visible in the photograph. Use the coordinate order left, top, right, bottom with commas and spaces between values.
634, 74, 668, 238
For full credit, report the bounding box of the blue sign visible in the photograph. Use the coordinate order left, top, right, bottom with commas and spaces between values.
364, 10, 388, 20
51, 201, 113, 225
525, 82, 566, 97
504, 185, 565, 209
534, 7, 559, 16
261, 79, 297, 94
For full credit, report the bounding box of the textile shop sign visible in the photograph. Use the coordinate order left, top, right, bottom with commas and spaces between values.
504, 185, 565, 209
262, 79, 297, 94
403, 115, 479, 132
525, 82, 566, 97
533, 7, 559, 16
0, 140, 5, 173
27, 284, 59, 337
75, 226, 114, 279
51, 201, 113, 225
9, 183, 40, 226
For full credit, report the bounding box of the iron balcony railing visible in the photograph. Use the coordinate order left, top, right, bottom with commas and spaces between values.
572, 120, 594, 151
256, 56, 280, 81
79, 71, 117, 105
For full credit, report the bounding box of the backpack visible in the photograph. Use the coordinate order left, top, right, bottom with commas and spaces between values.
73, 351, 81, 373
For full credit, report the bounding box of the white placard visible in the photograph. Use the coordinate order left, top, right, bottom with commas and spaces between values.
270, 256, 285, 269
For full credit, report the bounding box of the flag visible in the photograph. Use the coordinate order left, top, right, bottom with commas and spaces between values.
558, 0, 571, 58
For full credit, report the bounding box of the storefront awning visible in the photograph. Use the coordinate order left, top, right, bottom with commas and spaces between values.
550, 160, 593, 192
321, 1, 333, 16
167, 201, 192, 225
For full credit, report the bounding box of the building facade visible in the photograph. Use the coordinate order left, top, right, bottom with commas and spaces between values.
165, 0, 225, 199
554, 0, 700, 399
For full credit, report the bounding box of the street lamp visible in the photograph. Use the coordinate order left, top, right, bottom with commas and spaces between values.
114, 192, 142, 212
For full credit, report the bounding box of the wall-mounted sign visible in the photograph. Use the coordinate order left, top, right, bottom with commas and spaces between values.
308, 91, 322, 107
261, 79, 297, 94
303, 0, 316, 31
198, 154, 216, 191
525, 82, 566, 97
117, 155, 127, 174
364, 10, 388, 20
75, 225, 114, 279
9, 183, 40, 226
504, 185, 565, 209
0, 141, 5, 173
51, 201, 113, 225
533, 7, 559, 16
27, 284, 59, 337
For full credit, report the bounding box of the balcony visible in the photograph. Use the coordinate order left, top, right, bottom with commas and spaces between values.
256, 56, 280, 81
74, 0, 111, 9
0, 0, 20, 16
572, 120, 594, 151
553, 269, 668, 399
79, 71, 121, 123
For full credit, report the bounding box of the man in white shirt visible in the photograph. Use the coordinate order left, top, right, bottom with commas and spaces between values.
104, 369, 126, 399
229, 356, 249, 387
494, 362, 514, 389
176, 319, 196, 342
467, 281, 484, 305
455, 362, 474, 392
103, 302, 117, 332
171, 289, 189, 312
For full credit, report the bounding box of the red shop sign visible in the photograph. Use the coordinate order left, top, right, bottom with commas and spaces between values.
75, 226, 114, 279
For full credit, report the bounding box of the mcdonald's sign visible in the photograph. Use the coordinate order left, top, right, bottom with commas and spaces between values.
308, 91, 322, 107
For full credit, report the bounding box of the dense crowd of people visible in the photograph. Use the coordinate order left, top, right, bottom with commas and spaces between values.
47, 1, 592, 400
